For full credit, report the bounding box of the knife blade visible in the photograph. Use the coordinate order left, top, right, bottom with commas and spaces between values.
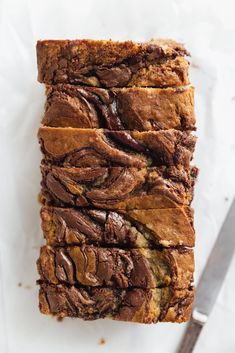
177, 198, 235, 353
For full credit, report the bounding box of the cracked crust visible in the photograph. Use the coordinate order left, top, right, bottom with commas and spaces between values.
37, 245, 194, 289
40, 166, 198, 210
43, 84, 195, 131
38, 127, 196, 168
37, 39, 189, 88
39, 283, 194, 323
41, 206, 195, 248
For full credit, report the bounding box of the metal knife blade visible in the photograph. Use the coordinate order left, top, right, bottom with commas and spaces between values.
178, 198, 235, 353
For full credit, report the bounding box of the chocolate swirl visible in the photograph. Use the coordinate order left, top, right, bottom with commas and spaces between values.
40, 166, 198, 210
39, 283, 194, 323
41, 206, 195, 248
38, 127, 196, 168
43, 85, 195, 131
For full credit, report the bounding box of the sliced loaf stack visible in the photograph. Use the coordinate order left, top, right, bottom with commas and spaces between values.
36, 39, 197, 324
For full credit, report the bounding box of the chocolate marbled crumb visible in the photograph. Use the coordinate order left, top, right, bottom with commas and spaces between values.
43, 84, 195, 131
39, 283, 194, 323
37, 245, 194, 289
37, 39, 189, 88
38, 127, 196, 169
40, 165, 198, 210
41, 206, 195, 248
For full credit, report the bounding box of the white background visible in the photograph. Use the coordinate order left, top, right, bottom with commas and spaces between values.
0, 0, 235, 352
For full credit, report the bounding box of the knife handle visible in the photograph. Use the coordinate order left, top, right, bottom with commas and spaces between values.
177, 310, 207, 353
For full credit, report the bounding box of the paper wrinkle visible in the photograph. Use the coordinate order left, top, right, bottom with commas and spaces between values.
1, 0, 235, 352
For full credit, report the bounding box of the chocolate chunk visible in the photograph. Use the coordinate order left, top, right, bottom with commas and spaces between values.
96, 65, 132, 87
45, 173, 74, 204
106, 131, 148, 153
55, 249, 75, 283
54, 208, 103, 240
104, 211, 136, 244
86, 209, 107, 224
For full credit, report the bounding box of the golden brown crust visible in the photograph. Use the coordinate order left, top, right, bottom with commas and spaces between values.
43, 85, 195, 131
37, 39, 189, 88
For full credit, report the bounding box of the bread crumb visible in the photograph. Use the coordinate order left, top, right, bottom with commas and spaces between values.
98, 338, 106, 345
191, 62, 200, 69
18, 283, 32, 289
225, 197, 229, 201
57, 317, 64, 322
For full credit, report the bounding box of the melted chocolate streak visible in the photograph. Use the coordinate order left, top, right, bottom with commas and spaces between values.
43, 170, 137, 207
106, 131, 149, 154
65, 87, 125, 130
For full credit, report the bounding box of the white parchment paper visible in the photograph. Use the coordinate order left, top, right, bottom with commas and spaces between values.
0, 0, 235, 352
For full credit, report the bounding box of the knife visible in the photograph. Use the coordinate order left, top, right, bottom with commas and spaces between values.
177, 198, 235, 353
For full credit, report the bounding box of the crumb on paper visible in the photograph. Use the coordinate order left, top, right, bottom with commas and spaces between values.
191, 62, 200, 69
225, 197, 229, 201
18, 283, 32, 289
57, 317, 64, 322
98, 338, 106, 345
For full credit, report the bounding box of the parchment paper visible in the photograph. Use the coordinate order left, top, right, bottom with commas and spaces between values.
0, 0, 235, 352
